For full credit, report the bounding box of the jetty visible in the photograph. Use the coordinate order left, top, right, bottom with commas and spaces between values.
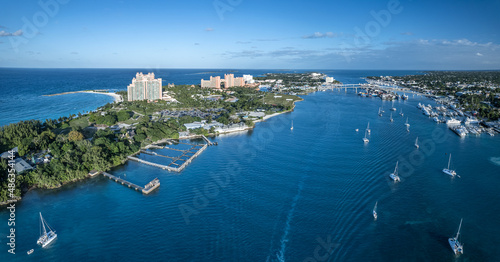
128, 143, 207, 172
101, 172, 160, 194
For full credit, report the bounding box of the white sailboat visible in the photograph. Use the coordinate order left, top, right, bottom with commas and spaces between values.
390, 100, 396, 111
373, 201, 378, 220
448, 218, 464, 255
37, 212, 57, 248
442, 154, 458, 177
366, 122, 371, 134
405, 117, 410, 127
389, 161, 401, 182
390, 113, 394, 122
399, 108, 404, 116
378, 107, 383, 116
363, 129, 369, 143
415, 137, 419, 149
290, 120, 293, 130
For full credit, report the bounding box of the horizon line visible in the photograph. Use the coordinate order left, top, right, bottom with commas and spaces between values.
1, 67, 500, 71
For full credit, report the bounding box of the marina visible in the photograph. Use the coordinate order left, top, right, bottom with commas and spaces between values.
128, 142, 207, 172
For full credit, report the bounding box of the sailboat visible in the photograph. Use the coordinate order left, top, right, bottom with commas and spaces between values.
448, 218, 464, 255
290, 120, 293, 130
366, 122, 371, 134
415, 137, 419, 149
363, 129, 369, 143
389, 161, 401, 182
442, 154, 458, 177
37, 212, 57, 248
373, 201, 378, 220
378, 107, 383, 116
390, 113, 394, 122
399, 108, 404, 116
390, 100, 396, 111
405, 117, 410, 127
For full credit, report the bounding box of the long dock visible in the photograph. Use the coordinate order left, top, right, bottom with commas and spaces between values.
127, 156, 177, 171
102, 172, 160, 194
201, 135, 212, 145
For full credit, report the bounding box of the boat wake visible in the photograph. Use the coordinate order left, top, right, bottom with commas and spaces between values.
272, 177, 306, 262
489, 157, 500, 166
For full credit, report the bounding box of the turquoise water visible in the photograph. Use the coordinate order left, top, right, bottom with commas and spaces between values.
1, 70, 499, 261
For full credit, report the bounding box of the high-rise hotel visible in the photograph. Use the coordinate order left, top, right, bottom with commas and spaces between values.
201, 74, 244, 89
127, 72, 162, 101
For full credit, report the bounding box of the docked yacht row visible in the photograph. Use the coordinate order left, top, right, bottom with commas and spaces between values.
417, 102, 498, 137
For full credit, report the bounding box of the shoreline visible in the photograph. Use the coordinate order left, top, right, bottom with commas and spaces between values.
43, 90, 123, 103
0, 96, 301, 206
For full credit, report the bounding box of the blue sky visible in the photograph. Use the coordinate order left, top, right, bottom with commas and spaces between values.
1, 0, 499, 69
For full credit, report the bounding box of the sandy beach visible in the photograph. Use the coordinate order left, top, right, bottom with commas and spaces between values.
44, 90, 123, 103
81, 91, 123, 102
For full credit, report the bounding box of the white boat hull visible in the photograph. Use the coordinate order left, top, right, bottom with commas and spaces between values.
442, 168, 456, 177
448, 238, 463, 255
389, 173, 400, 182
38, 232, 57, 248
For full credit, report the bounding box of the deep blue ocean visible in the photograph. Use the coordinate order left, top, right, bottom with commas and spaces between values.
1, 69, 499, 261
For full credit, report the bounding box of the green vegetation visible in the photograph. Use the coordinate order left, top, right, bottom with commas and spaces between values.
0, 82, 303, 203
254, 72, 340, 87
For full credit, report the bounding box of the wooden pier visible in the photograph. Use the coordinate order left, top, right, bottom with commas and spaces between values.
128, 143, 207, 172
201, 135, 212, 145
101, 172, 160, 194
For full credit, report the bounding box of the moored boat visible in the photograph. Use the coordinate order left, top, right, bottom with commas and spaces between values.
389, 161, 401, 182
448, 218, 464, 255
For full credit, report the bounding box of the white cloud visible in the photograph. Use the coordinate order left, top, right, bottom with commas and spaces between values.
476, 52, 483, 56
0, 29, 23, 37
205, 28, 214, 32
302, 32, 338, 39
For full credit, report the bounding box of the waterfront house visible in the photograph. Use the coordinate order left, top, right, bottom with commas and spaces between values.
14, 158, 33, 174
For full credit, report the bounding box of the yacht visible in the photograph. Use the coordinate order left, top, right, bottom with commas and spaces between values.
390, 113, 394, 122
363, 130, 369, 143
389, 161, 401, 182
373, 201, 378, 220
448, 218, 464, 255
442, 154, 458, 177
366, 122, 371, 134
37, 212, 57, 248
405, 117, 410, 127
446, 118, 461, 126
399, 108, 404, 116
415, 137, 419, 149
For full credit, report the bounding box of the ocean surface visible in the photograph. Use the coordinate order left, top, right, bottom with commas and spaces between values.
1, 69, 499, 261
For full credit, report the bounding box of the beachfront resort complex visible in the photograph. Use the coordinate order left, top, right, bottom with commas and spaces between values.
127, 72, 163, 101
201, 74, 246, 89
